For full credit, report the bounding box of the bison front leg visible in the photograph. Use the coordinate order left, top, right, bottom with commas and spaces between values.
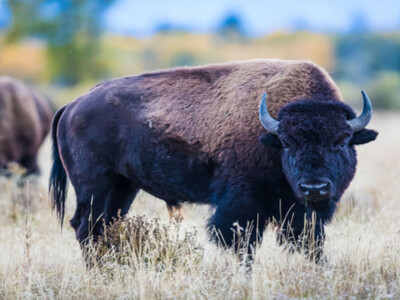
277, 209, 326, 263
207, 201, 267, 262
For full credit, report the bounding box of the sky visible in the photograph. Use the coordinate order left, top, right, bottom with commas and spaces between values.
105, 0, 400, 36
0, 0, 399, 36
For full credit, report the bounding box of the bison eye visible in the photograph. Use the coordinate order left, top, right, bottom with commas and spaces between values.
334, 136, 350, 150
335, 139, 348, 149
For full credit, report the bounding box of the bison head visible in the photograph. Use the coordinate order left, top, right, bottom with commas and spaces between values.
259, 92, 377, 210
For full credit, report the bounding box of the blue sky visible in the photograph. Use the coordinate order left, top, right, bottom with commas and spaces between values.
1, 0, 399, 36
105, 0, 400, 36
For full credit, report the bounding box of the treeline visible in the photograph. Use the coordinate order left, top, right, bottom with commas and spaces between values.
3, 0, 114, 85
334, 33, 400, 109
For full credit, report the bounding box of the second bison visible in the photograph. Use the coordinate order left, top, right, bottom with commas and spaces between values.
0, 76, 53, 175
50, 60, 377, 260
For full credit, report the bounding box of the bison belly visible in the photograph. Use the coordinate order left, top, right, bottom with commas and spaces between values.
123, 135, 214, 205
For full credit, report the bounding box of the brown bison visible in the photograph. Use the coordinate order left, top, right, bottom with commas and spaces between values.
50, 60, 377, 261
0, 76, 53, 174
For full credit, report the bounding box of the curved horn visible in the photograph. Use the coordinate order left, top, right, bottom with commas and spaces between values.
347, 90, 373, 132
259, 93, 279, 135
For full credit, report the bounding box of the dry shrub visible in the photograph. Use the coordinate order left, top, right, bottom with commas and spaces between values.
95, 215, 204, 270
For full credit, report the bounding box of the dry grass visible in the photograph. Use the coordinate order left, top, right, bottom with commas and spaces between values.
0, 112, 399, 299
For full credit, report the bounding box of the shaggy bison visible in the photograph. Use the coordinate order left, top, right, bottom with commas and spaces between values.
50, 60, 377, 260
0, 76, 53, 174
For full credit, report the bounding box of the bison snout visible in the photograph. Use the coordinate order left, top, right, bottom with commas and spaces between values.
297, 179, 332, 201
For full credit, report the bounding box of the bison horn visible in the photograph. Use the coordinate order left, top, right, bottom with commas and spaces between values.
347, 90, 373, 133
259, 93, 279, 135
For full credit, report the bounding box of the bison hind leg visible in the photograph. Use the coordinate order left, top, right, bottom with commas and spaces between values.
105, 175, 139, 223
70, 175, 138, 244
70, 175, 139, 266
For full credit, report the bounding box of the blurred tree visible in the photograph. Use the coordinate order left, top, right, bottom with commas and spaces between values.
0, 2, 11, 29
217, 13, 246, 41
348, 12, 370, 34
5, 0, 115, 85
368, 72, 400, 110
334, 34, 400, 83
334, 33, 400, 110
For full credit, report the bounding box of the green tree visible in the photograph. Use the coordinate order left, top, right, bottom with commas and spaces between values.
6, 0, 115, 85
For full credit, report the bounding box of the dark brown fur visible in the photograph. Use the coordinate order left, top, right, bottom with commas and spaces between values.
0, 76, 53, 174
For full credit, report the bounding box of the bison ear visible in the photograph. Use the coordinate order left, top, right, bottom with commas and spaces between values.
350, 129, 378, 146
259, 133, 282, 148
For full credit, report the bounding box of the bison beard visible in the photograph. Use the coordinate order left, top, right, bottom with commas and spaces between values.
49, 60, 377, 263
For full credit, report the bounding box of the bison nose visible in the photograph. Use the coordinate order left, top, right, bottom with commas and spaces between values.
298, 181, 331, 199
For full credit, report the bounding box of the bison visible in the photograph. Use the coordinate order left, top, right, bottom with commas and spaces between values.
49, 60, 377, 261
0, 76, 53, 175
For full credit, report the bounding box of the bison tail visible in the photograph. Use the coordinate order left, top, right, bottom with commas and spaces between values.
49, 106, 68, 227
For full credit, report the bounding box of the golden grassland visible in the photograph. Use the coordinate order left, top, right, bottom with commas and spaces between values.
101, 31, 333, 76
0, 112, 399, 299
0, 31, 333, 90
